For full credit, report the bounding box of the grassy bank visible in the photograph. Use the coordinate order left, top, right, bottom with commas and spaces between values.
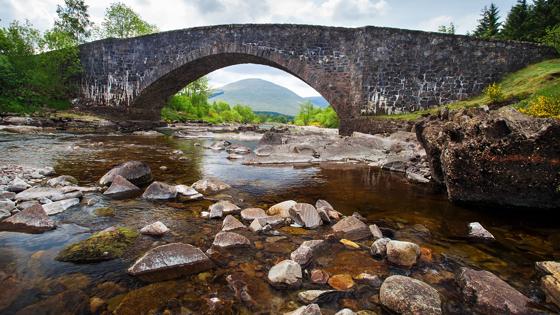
378, 58, 560, 121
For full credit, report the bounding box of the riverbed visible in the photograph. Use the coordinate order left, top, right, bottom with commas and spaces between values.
0, 130, 559, 314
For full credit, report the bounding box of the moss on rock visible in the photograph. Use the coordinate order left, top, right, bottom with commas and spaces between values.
56, 227, 138, 262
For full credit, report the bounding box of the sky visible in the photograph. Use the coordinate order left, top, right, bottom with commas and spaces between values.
0, 0, 520, 96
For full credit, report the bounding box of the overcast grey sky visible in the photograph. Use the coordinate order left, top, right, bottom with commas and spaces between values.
0, 0, 520, 96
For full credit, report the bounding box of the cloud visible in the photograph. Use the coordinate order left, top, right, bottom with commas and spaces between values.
418, 15, 453, 32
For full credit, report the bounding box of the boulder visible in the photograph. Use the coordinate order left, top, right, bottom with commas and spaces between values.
227, 144, 252, 154
289, 203, 322, 229
142, 181, 177, 200
99, 161, 152, 186
386, 240, 420, 267
47, 175, 78, 187
191, 178, 230, 194
140, 221, 169, 236
209, 201, 240, 219
369, 224, 383, 240
380, 275, 442, 315
415, 107, 560, 209
0, 191, 16, 200
536, 261, 560, 308
267, 200, 296, 217
212, 232, 251, 249
240, 208, 268, 221
249, 218, 267, 233
0, 209, 10, 220
268, 260, 302, 289
42, 198, 80, 215
286, 304, 322, 315
127, 243, 214, 282
175, 185, 203, 200
0, 204, 55, 233
331, 216, 370, 240
468, 222, 495, 241
222, 215, 246, 231
290, 240, 325, 265
56, 227, 138, 262
457, 267, 533, 315
0, 199, 15, 213
103, 175, 141, 199
7, 177, 30, 193
370, 237, 391, 258
15, 187, 81, 202
315, 199, 334, 211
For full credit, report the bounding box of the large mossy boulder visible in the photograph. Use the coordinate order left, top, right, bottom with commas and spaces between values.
56, 227, 138, 262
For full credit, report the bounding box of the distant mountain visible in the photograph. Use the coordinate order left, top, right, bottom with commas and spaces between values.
304, 96, 330, 108
208, 79, 328, 116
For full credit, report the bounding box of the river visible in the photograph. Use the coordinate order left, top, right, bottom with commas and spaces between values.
0, 131, 558, 314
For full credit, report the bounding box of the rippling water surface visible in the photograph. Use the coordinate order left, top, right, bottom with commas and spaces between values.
0, 132, 558, 314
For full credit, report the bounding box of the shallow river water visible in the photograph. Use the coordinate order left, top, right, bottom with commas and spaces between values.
0, 132, 559, 314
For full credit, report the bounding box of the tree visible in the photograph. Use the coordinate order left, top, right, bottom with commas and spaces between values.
0, 20, 40, 56
501, 0, 532, 41
528, 0, 560, 41
438, 23, 456, 35
473, 3, 502, 39
541, 25, 560, 53
98, 2, 158, 39
54, 0, 92, 43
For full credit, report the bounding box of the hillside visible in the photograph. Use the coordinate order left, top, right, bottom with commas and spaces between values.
208, 79, 327, 116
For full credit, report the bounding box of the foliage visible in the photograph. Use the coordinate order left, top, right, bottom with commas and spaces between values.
501, 0, 532, 41
473, 3, 502, 39
256, 111, 293, 123
516, 83, 560, 118
541, 25, 560, 54
54, 0, 93, 43
294, 101, 339, 128
483, 83, 505, 103
438, 23, 456, 34
97, 2, 158, 39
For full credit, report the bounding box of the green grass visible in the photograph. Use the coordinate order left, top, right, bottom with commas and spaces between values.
378, 58, 560, 121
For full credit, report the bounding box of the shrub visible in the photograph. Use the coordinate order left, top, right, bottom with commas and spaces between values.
518, 95, 560, 118
541, 25, 560, 54
484, 83, 505, 103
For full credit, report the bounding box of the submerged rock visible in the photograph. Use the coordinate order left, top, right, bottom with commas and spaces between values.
331, 216, 370, 240
380, 275, 442, 315
140, 221, 169, 236
212, 232, 251, 249
311, 269, 330, 284
99, 161, 153, 186
290, 240, 325, 265
267, 200, 296, 217
222, 215, 246, 231
268, 260, 302, 289
142, 181, 177, 200
56, 227, 138, 262
42, 197, 80, 215
103, 175, 141, 199
127, 243, 214, 282
0, 204, 55, 233
386, 240, 420, 267
289, 203, 322, 229
191, 178, 231, 194
328, 274, 355, 291
457, 267, 533, 315
298, 290, 336, 304
468, 222, 495, 241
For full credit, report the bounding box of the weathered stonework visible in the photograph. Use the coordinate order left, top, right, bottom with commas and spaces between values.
78, 24, 556, 134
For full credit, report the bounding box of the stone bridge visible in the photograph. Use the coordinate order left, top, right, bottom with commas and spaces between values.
78, 24, 556, 134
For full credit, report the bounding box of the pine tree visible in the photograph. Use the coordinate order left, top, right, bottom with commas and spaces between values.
473, 3, 502, 39
528, 0, 560, 41
501, 0, 531, 41
54, 0, 92, 43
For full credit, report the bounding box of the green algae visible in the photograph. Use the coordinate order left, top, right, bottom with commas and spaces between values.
56, 227, 138, 262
